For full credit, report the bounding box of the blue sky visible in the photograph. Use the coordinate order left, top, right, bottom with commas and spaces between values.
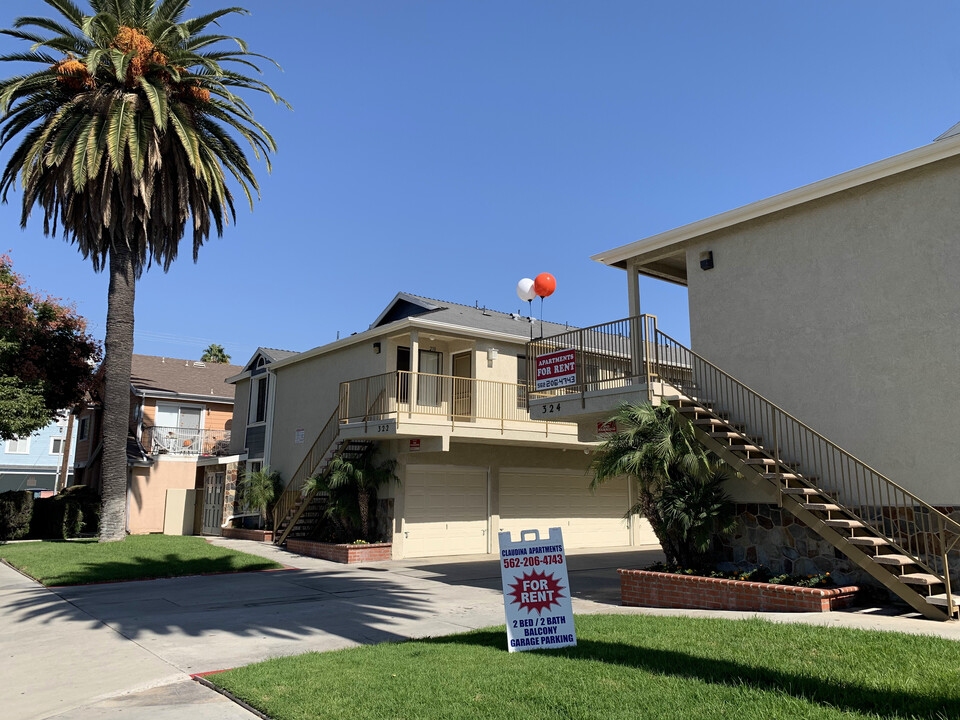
2, 1, 958, 365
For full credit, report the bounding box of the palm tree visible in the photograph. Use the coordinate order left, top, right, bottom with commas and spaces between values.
591, 402, 734, 566
0, 1, 286, 541
306, 447, 398, 541
239, 464, 281, 531
200, 343, 230, 363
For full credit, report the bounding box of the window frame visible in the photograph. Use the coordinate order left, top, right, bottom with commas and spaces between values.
5, 437, 30, 454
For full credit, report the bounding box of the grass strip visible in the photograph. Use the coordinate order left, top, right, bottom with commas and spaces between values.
211, 614, 960, 720
0, 535, 282, 585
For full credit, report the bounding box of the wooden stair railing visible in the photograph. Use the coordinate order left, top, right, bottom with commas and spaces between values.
645, 327, 960, 620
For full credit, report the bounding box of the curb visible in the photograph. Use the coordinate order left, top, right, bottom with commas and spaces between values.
192, 672, 272, 720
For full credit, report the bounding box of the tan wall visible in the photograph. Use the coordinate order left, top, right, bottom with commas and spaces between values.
683, 154, 960, 504
269, 342, 384, 482
128, 459, 201, 534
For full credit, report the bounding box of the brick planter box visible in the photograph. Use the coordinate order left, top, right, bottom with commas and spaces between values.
619, 569, 860, 613
286, 539, 392, 564
222, 527, 274, 543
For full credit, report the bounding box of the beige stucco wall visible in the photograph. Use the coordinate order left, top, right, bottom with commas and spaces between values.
683, 154, 960, 504
269, 342, 384, 482
128, 458, 201, 534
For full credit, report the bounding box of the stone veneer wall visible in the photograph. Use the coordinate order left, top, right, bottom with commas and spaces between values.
719, 503, 960, 591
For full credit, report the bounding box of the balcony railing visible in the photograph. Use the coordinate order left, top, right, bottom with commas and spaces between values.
141, 425, 232, 456
339, 371, 569, 431
526, 314, 687, 400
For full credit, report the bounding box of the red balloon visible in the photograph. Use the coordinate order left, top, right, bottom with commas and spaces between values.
534, 272, 556, 298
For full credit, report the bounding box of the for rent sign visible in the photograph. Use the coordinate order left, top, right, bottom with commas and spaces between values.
535, 349, 577, 391
498, 527, 577, 652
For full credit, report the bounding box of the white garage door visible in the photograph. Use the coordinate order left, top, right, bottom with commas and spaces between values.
403, 465, 488, 558
500, 469, 630, 548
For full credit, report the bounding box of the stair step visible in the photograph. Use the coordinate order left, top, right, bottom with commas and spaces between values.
824, 519, 866, 529
900, 573, 943, 586
781, 487, 820, 496
693, 418, 730, 427
847, 536, 890, 547
731, 444, 764, 452
802, 503, 841, 512
741, 458, 777, 466
762, 472, 800, 480
873, 554, 918, 567
925, 593, 960, 608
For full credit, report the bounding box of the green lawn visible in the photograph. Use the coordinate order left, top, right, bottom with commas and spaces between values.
0, 535, 283, 586
210, 614, 960, 720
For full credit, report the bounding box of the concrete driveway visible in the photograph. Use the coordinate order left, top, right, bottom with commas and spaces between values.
2, 539, 661, 719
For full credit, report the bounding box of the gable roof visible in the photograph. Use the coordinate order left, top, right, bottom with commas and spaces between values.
240, 346, 300, 372
591, 133, 960, 279
373, 292, 575, 339
130, 354, 242, 401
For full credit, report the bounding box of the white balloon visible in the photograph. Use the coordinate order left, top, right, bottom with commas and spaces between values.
516, 278, 536, 302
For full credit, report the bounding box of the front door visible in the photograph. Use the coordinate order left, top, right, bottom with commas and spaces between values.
452, 352, 472, 418
202, 472, 225, 535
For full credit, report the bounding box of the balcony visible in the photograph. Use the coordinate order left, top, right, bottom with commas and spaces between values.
338, 371, 581, 447
524, 314, 689, 435
141, 425, 232, 457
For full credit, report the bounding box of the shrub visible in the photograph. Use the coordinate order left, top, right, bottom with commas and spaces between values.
29, 486, 100, 539
0, 490, 33, 541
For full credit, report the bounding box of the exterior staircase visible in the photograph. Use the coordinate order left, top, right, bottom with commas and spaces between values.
272, 407, 372, 546
645, 329, 960, 621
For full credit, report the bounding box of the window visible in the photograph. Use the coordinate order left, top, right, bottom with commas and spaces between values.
77, 417, 89, 441
249, 376, 269, 424
5, 437, 30, 454
50, 437, 65, 455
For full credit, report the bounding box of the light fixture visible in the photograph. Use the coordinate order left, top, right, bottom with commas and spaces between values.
487, 347, 498, 362
699, 250, 714, 271
373, 342, 381, 354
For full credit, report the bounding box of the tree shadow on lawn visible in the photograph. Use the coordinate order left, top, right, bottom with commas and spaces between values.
50, 551, 279, 586
421, 630, 959, 720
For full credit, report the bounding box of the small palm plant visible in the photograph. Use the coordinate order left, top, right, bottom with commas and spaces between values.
591, 401, 736, 567
239, 465, 282, 531
306, 447, 397, 541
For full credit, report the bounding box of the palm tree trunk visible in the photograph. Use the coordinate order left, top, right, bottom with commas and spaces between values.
99, 244, 136, 542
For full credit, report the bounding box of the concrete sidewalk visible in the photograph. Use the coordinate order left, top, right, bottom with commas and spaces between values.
0, 561, 251, 719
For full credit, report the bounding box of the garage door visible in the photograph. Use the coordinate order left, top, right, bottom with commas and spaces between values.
499, 469, 630, 548
403, 465, 488, 558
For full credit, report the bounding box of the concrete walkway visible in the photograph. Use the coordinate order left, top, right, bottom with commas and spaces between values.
4, 538, 960, 719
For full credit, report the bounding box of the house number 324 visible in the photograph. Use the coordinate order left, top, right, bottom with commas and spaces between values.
542, 403, 561, 414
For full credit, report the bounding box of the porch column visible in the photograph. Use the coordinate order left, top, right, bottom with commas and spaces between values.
627, 261, 641, 317
627, 263, 643, 382
409, 330, 419, 416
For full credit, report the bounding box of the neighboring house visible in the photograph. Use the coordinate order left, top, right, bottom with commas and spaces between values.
74, 354, 242, 534
220, 293, 656, 558
527, 130, 960, 618
0, 413, 75, 495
